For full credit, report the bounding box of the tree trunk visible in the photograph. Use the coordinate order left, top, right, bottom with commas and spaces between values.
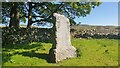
27, 22, 32, 28
27, 2, 32, 28
9, 3, 19, 28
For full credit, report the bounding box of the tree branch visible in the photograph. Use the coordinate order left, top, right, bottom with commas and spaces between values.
32, 3, 64, 23
24, 4, 29, 11
47, 3, 64, 19
32, 2, 45, 8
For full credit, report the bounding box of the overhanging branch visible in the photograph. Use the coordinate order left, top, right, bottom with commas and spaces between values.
32, 3, 64, 23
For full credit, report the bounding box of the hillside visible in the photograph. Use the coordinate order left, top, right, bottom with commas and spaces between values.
70, 25, 119, 39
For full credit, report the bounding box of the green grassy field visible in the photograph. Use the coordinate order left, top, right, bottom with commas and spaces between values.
2, 39, 118, 66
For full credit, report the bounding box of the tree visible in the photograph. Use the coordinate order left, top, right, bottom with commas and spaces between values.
2, 2, 102, 28
27, 2, 32, 28
9, 2, 19, 28
26, 2, 102, 28
2, 2, 25, 28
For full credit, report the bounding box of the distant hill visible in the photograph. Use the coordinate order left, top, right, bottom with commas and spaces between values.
70, 25, 119, 39
71, 25, 119, 34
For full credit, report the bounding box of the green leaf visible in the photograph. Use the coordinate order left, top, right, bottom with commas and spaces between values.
22, 17, 26, 23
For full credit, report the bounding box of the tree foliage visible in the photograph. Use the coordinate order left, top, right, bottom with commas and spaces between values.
2, 2, 102, 28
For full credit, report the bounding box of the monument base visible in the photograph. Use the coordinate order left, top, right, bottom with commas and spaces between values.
49, 45, 77, 63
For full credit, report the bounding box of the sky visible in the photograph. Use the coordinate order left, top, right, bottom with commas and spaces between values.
75, 2, 118, 26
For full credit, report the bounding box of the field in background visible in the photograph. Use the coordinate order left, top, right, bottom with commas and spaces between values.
2, 38, 118, 66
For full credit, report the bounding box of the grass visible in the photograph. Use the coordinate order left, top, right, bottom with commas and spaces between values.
2, 38, 118, 66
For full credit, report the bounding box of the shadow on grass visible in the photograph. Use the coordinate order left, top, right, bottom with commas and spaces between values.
2, 53, 11, 65
2, 42, 43, 50
2, 42, 52, 64
17, 51, 51, 63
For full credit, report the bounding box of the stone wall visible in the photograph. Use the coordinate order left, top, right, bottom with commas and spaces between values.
2, 25, 120, 46
71, 25, 120, 39
2, 27, 52, 46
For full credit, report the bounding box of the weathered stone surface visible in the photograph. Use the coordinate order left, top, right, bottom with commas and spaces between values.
49, 13, 77, 63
